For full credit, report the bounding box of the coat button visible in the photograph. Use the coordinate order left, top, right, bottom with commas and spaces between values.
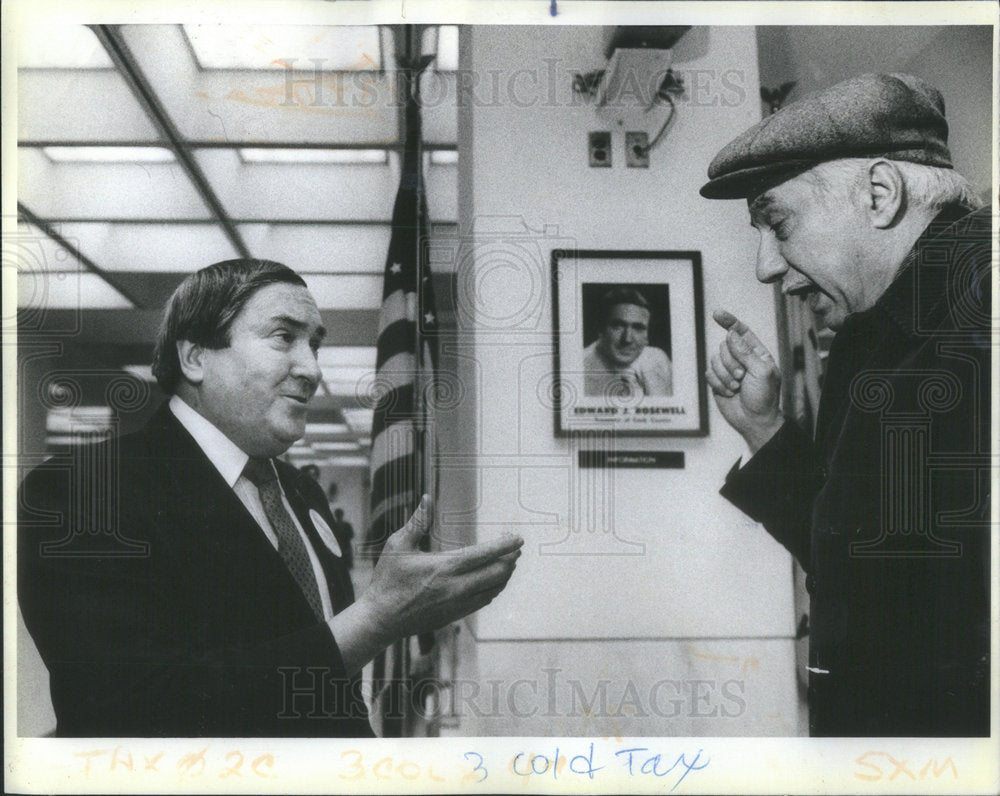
805, 574, 817, 594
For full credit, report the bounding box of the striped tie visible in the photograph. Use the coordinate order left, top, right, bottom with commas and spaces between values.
242, 457, 324, 622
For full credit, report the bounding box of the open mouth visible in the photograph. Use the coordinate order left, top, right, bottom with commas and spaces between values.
285, 395, 309, 404
784, 282, 815, 298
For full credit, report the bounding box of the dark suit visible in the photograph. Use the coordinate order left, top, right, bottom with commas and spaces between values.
18, 403, 373, 737
721, 206, 991, 736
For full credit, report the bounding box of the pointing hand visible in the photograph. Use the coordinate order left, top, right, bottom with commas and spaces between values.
706, 310, 783, 453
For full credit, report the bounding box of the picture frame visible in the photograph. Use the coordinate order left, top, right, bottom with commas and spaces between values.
551, 250, 708, 437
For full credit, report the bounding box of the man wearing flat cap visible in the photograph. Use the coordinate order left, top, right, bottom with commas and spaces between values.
701, 74, 990, 736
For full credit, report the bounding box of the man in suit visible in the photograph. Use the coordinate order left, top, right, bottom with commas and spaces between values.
583, 287, 673, 397
18, 258, 522, 737
700, 74, 989, 735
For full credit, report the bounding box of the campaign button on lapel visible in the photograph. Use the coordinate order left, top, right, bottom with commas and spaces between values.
309, 509, 342, 558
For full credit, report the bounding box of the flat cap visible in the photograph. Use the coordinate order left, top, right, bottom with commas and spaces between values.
700, 73, 952, 199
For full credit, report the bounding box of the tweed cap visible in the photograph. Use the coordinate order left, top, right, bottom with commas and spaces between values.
700, 73, 952, 199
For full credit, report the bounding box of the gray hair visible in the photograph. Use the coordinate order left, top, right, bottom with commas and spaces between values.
804, 158, 983, 213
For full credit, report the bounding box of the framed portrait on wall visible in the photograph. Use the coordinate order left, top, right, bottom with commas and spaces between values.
551, 250, 708, 436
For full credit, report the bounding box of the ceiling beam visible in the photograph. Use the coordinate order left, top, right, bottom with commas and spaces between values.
16, 202, 145, 308
20, 141, 458, 150
22, 308, 381, 347
91, 25, 251, 260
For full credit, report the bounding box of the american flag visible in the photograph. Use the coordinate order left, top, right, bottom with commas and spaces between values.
366, 46, 438, 737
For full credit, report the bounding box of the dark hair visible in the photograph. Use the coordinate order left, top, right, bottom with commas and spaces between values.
600, 286, 650, 325
152, 258, 307, 394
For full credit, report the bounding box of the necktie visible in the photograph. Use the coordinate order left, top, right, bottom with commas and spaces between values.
242, 457, 325, 622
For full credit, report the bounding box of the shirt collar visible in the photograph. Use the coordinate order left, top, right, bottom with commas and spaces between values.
169, 395, 250, 488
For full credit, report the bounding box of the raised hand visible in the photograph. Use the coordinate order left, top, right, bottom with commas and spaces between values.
358, 495, 523, 643
706, 309, 783, 453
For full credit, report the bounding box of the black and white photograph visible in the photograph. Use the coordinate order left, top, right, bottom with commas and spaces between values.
552, 250, 709, 435
5, 2, 997, 794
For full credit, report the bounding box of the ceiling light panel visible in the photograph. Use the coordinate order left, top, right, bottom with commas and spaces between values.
184, 25, 381, 71
19, 149, 212, 220
240, 148, 388, 164
195, 149, 398, 221
46, 406, 115, 433
341, 408, 374, 435
425, 25, 459, 71
53, 223, 239, 272
42, 147, 175, 163
123, 365, 156, 382
120, 26, 399, 145
305, 423, 352, 436
312, 442, 361, 452
237, 224, 390, 273
18, 71, 160, 142
17, 24, 113, 69
300, 275, 383, 310
317, 346, 377, 369
18, 272, 132, 309
429, 150, 458, 165
10, 223, 84, 273
195, 150, 458, 223
321, 455, 370, 468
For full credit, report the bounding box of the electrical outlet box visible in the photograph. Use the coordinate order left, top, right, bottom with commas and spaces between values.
588, 131, 612, 167
626, 132, 649, 168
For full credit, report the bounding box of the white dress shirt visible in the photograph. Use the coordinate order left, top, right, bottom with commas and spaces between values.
169, 395, 335, 621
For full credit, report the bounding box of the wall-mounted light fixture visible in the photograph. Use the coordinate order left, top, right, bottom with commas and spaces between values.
573, 26, 690, 163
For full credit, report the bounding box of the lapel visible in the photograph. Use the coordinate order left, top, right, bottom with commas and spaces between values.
143, 404, 318, 627
277, 463, 356, 613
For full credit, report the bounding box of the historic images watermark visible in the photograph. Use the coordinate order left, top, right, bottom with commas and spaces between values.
277, 667, 748, 723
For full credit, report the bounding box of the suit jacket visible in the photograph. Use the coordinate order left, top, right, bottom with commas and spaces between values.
18, 403, 374, 737
721, 205, 991, 736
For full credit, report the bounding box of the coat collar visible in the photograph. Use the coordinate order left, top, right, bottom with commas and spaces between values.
858, 204, 987, 338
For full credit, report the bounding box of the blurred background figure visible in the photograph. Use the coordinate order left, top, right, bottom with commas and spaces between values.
333, 507, 355, 570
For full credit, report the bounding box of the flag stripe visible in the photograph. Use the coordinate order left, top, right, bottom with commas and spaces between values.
373, 383, 418, 434
369, 419, 415, 474
377, 290, 412, 336
370, 452, 419, 513
375, 319, 416, 369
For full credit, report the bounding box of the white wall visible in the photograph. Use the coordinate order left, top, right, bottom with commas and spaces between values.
757, 26, 994, 199
453, 25, 800, 736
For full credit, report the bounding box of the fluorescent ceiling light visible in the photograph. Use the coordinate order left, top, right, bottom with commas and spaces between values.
18, 25, 113, 69
341, 408, 374, 434
184, 25, 381, 71
421, 25, 458, 71
313, 442, 361, 452
18, 273, 132, 309
306, 423, 351, 436
240, 148, 387, 165
435, 26, 459, 71
317, 346, 377, 368
321, 367, 375, 384
42, 146, 175, 163
46, 435, 109, 447
123, 365, 156, 382
46, 406, 113, 434
323, 455, 370, 468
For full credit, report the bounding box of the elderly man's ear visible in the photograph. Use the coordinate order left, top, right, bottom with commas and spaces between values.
865, 159, 905, 229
